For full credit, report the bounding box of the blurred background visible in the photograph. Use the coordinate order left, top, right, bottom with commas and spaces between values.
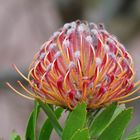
0, 0, 140, 139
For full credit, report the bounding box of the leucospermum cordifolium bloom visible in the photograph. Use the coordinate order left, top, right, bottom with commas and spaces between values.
7, 20, 140, 110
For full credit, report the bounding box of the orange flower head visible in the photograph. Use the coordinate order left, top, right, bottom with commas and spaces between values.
7, 20, 140, 109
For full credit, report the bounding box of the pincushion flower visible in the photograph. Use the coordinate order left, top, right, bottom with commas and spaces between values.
7, 20, 140, 110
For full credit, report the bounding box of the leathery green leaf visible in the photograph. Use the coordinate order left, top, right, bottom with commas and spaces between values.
25, 101, 40, 140
89, 103, 117, 138
97, 108, 133, 140
110, 104, 126, 122
38, 100, 63, 138
62, 103, 87, 140
39, 108, 63, 140
70, 128, 90, 140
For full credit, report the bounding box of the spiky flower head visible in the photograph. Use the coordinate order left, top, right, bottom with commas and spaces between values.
7, 20, 140, 110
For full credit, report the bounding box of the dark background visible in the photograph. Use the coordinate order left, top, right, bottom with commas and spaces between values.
0, 0, 140, 139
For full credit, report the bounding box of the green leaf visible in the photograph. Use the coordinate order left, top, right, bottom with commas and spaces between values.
110, 104, 126, 122
97, 108, 133, 140
25, 110, 34, 140
126, 124, 140, 140
10, 132, 21, 140
38, 100, 63, 138
25, 101, 40, 140
39, 108, 63, 140
70, 128, 90, 140
33, 101, 40, 126
62, 103, 87, 140
89, 103, 117, 138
